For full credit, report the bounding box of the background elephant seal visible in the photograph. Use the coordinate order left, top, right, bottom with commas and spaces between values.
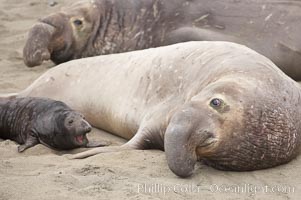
23, 0, 301, 80
11, 41, 301, 177
0, 97, 106, 152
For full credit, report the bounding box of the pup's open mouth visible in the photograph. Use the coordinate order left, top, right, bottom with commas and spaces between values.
75, 134, 86, 144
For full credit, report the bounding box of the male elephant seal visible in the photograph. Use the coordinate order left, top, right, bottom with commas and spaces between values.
23, 0, 301, 80
10, 42, 301, 177
0, 97, 106, 152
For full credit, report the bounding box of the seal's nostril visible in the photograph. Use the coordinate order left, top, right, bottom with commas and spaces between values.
86, 126, 92, 132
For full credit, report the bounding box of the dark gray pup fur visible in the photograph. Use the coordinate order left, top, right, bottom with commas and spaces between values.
0, 97, 103, 152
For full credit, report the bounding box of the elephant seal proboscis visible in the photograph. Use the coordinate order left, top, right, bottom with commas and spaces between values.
0, 97, 107, 152
11, 41, 301, 177
23, 0, 301, 80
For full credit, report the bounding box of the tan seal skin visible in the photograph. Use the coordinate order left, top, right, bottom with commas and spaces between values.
9, 42, 301, 177
23, 0, 301, 80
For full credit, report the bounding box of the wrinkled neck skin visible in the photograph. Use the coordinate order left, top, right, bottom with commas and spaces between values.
204, 97, 301, 171
81, 0, 156, 56
81, 0, 181, 57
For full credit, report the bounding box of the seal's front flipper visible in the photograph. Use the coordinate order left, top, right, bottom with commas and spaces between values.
69, 129, 151, 159
17, 136, 39, 152
69, 144, 133, 159
69, 110, 167, 159
85, 140, 111, 148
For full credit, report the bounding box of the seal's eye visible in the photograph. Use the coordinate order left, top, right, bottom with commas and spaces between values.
68, 119, 74, 125
210, 98, 223, 107
73, 19, 83, 26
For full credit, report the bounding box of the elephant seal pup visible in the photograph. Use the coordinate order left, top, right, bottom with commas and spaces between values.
0, 97, 106, 152
23, 0, 301, 80
12, 41, 301, 177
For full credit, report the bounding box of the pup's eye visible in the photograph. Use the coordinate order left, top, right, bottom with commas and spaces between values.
68, 119, 74, 124
210, 98, 223, 107
73, 19, 83, 26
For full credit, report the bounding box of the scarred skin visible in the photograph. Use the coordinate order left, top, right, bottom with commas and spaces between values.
10, 41, 301, 177
23, 0, 301, 80
0, 97, 106, 152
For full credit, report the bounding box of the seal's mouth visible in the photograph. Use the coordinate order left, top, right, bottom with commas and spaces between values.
74, 134, 88, 144
51, 44, 74, 64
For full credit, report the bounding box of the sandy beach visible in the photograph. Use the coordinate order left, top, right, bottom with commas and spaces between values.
0, 0, 300, 199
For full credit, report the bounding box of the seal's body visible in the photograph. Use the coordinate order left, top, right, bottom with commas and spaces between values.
0, 97, 100, 152
23, 0, 301, 80
12, 42, 301, 177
